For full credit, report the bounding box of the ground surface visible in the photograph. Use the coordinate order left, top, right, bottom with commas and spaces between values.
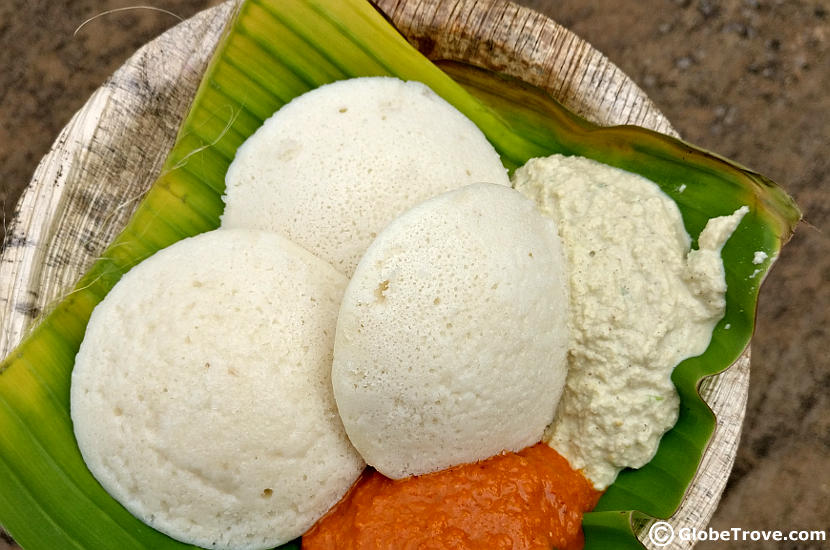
0, 1, 827, 549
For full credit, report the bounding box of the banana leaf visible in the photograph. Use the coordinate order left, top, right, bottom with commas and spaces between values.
0, 0, 800, 549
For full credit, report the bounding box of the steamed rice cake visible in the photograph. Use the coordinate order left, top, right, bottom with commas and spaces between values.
220, 76, 509, 276
332, 183, 570, 479
70, 229, 364, 550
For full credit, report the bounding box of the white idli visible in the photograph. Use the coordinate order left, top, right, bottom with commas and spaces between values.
220, 76, 509, 277
70, 229, 364, 550
331, 183, 570, 479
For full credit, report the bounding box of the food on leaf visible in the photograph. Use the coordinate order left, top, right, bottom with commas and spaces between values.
70, 229, 364, 550
514, 154, 747, 489
332, 183, 569, 478
221, 76, 509, 277
303, 443, 601, 550
0, 0, 801, 547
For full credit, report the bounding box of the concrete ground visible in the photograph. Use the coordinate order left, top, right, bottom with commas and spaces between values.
0, 1, 827, 549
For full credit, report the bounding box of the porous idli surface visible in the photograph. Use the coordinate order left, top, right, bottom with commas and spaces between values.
332, 183, 570, 479
70, 229, 364, 550
220, 76, 509, 277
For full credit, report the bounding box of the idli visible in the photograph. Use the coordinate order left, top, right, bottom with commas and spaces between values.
332, 183, 570, 479
220, 76, 509, 276
70, 229, 364, 550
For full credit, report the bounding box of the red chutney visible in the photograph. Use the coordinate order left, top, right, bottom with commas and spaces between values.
302, 443, 601, 550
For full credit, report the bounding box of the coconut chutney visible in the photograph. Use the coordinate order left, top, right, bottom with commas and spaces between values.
513, 155, 747, 489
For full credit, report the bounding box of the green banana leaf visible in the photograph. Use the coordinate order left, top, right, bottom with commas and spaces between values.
0, 0, 800, 549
